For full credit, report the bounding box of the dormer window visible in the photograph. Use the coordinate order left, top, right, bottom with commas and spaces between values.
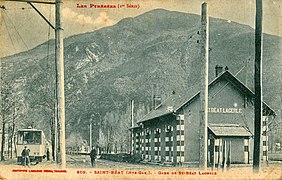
166, 125, 172, 132
167, 106, 173, 112
155, 128, 161, 134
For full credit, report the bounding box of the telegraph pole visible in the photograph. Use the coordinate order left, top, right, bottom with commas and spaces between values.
199, 2, 209, 169
3, 0, 66, 168
131, 100, 134, 127
0, 2, 4, 162
130, 100, 134, 153
253, 0, 263, 172
89, 120, 92, 149
55, 0, 66, 169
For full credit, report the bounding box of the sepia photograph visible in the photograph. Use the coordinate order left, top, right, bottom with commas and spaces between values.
0, 0, 281, 179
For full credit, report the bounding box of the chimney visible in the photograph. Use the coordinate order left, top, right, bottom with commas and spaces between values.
152, 84, 162, 109
153, 95, 161, 109
215, 65, 223, 77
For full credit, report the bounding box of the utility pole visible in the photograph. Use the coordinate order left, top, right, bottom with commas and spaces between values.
131, 100, 134, 127
199, 2, 209, 169
90, 120, 92, 149
27, 0, 65, 168
55, 0, 66, 169
130, 100, 134, 153
4, 0, 66, 168
0, 4, 3, 161
253, 0, 263, 172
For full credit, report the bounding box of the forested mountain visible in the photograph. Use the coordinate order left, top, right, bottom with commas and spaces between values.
2, 9, 281, 151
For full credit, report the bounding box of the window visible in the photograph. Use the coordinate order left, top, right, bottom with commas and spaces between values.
17, 131, 42, 145
17, 132, 24, 144
165, 132, 172, 136
244, 146, 249, 152
177, 141, 184, 146
177, 151, 184, 156
177, 130, 184, 135
166, 125, 172, 132
166, 141, 172, 146
34, 131, 41, 144
165, 151, 173, 156
177, 120, 184, 125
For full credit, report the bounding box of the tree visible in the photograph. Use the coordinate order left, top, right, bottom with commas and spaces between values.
98, 102, 149, 154
24, 55, 57, 160
0, 77, 27, 160
1, 80, 13, 161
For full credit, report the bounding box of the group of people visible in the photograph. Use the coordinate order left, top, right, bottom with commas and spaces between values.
21, 146, 97, 167
21, 146, 50, 167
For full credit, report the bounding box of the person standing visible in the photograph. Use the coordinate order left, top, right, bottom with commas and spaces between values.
46, 148, 50, 161
89, 146, 97, 167
21, 146, 30, 167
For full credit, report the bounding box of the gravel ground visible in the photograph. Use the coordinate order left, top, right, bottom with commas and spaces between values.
0, 155, 281, 180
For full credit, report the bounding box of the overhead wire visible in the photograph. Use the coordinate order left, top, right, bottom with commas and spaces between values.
1, 4, 33, 11
142, 24, 202, 117
2, 13, 17, 54
2, 5, 36, 95
2, 3, 55, 112
3, 10, 30, 51
4, 7, 32, 11
210, 63, 248, 99
46, 0, 57, 115
46, 0, 52, 65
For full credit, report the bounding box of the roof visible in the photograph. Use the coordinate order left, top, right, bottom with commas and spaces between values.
17, 128, 42, 132
129, 126, 141, 130
208, 124, 252, 137
138, 70, 276, 123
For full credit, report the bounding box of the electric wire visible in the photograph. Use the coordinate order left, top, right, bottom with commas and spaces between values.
2, 14, 17, 54
210, 64, 247, 99
46, 1, 52, 64
4, 7, 32, 11
142, 23, 203, 118
3, 10, 30, 51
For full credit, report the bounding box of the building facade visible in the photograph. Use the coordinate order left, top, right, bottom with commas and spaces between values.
130, 70, 275, 166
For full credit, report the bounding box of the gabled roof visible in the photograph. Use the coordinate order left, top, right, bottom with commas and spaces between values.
208, 124, 252, 137
129, 125, 141, 130
138, 70, 276, 123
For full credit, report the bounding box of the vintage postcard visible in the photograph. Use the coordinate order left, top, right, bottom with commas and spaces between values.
0, 0, 281, 179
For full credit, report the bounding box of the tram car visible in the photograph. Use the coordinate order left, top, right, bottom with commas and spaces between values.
16, 127, 51, 162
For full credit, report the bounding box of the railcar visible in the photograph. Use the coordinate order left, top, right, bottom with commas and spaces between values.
16, 128, 50, 162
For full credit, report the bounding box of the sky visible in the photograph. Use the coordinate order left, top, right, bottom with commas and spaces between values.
0, 0, 281, 57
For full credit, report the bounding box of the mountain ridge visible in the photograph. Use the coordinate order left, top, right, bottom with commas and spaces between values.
1, 9, 281, 140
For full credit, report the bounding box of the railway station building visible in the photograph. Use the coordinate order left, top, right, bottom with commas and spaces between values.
130, 69, 276, 166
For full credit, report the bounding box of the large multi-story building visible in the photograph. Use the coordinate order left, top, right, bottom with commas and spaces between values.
130, 69, 275, 167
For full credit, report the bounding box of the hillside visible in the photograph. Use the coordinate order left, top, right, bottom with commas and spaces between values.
1, 9, 281, 143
